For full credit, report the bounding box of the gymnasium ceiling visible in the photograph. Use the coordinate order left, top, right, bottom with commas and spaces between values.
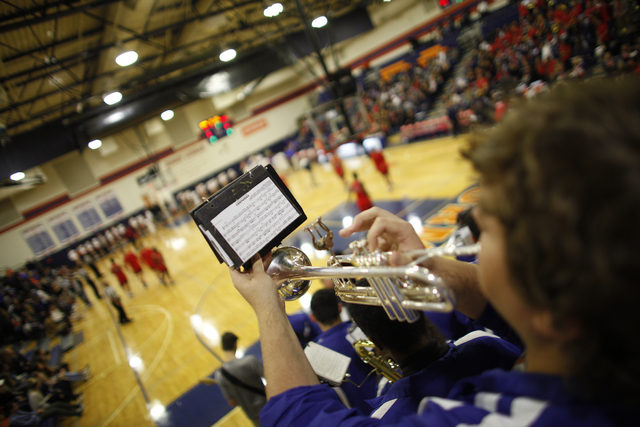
0, 0, 376, 142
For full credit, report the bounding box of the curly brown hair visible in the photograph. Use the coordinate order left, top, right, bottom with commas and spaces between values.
462, 77, 640, 404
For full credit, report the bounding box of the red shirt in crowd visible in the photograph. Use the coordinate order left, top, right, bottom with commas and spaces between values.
559, 42, 573, 62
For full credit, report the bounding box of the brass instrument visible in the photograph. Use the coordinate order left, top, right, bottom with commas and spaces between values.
353, 340, 402, 383
267, 217, 480, 323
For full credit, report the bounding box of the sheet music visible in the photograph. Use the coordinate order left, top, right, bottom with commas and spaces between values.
199, 225, 233, 266
211, 178, 299, 263
304, 342, 350, 386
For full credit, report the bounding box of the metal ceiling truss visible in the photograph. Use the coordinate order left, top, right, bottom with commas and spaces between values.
0, 0, 370, 137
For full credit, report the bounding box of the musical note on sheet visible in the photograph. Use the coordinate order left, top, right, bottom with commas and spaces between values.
211, 178, 298, 263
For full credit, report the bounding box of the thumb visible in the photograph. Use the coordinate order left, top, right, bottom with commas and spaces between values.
249, 254, 264, 274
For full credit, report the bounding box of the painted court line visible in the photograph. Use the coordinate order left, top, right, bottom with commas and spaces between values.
108, 330, 121, 364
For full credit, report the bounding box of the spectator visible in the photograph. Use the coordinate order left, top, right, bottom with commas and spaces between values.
213, 332, 266, 426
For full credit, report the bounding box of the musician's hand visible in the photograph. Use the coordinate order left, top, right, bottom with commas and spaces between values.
228, 254, 284, 313
339, 207, 425, 252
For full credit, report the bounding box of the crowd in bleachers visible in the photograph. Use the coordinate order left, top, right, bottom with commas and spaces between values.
359, 47, 460, 135
0, 263, 93, 425
447, 0, 639, 107
394, 0, 639, 141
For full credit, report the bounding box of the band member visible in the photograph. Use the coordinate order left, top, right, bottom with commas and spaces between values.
227, 79, 638, 426
346, 280, 520, 421
309, 289, 378, 414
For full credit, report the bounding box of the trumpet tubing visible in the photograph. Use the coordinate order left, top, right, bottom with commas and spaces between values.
267, 237, 480, 323
353, 340, 402, 383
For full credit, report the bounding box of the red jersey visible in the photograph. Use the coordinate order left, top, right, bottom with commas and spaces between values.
351, 181, 373, 212
140, 248, 154, 267
123, 252, 142, 273
151, 250, 167, 272
111, 263, 127, 285
331, 156, 344, 179
369, 151, 388, 175
495, 101, 508, 122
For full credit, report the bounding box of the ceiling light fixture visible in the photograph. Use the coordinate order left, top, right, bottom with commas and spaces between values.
312, 16, 328, 28
115, 50, 138, 66
161, 110, 174, 121
10, 172, 25, 181
219, 48, 237, 62
264, 2, 284, 17
88, 139, 102, 150
103, 91, 122, 105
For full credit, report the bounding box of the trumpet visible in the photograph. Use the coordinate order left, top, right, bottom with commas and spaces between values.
267, 217, 480, 323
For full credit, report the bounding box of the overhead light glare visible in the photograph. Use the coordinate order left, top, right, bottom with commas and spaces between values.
115, 50, 138, 66
219, 48, 237, 62
161, 110, 174, 121
312, 16, 328, 28
88, 139, 102, 150
149, 402, 166, 421
264, 3, 283, 17
10, 172, 25, 181
129, 355, 142, 369
103, 91, 122, 105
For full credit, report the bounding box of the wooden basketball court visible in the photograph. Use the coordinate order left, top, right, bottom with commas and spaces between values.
60, 135, 478, 427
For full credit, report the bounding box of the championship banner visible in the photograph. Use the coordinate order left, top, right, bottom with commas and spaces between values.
22, 223, 56, 256
48, 211, 80, 244
96, 189, 123, 219
73, 200, 103, 231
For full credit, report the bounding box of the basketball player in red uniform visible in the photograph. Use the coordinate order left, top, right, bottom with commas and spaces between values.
349, 173, 373, 212
123, 249, 147, 288
150, 247, 174, 285
110, 259, 133, 297
368, 149, 392, 190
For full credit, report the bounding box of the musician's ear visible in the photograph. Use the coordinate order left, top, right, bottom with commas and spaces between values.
309, 313, 317, 323
531, 310, 581, 341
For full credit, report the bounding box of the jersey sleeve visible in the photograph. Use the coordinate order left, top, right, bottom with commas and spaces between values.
472, 303, 524, 350
261, 384, 431, 427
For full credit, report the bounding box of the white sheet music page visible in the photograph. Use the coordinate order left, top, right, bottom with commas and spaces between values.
304, 342, 350, 386
211, 178, 299, 263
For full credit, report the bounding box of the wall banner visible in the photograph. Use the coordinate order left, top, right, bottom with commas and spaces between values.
22, 223, 56, 257
96, 190, 124, 219
48, 211, 80, 244
73, 200, 103, 231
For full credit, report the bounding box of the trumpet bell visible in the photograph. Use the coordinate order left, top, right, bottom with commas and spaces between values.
267, 246, 313, 301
